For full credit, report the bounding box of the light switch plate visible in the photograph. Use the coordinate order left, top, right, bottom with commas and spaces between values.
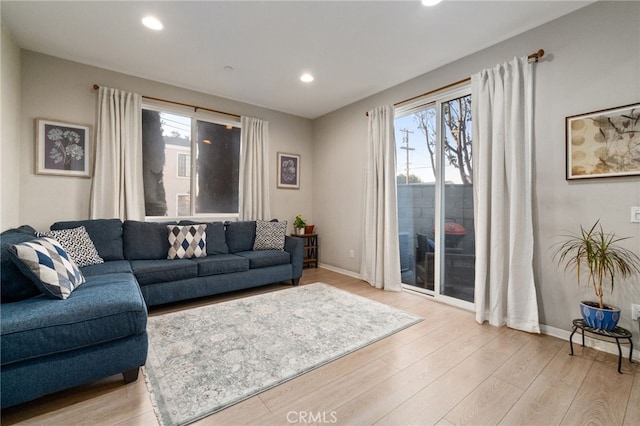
631, 206, 640, 223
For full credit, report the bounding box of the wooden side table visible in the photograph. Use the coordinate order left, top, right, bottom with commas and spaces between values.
569, 318, 634, 374
291, 233, 318, 268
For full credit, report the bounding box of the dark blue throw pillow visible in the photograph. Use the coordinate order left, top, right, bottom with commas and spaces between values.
123, 220, 177, 260
1, 227, 41, 302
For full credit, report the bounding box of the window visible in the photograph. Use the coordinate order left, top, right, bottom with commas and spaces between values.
142, 107, 241, 218
395, 85, 475, 308
176, 194, 190, 217
177, 153, 190, 178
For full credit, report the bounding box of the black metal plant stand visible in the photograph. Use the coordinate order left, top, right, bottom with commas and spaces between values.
569, 318, 633, 374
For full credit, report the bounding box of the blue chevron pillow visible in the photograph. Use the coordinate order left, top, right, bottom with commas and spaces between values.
9, 237, 85, 300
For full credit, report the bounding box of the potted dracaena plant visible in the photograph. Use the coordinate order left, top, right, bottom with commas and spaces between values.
553, 220, 640, 331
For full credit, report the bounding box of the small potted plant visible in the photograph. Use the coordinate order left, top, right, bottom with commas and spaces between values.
294, 214, 306, 235
553, 220, 640, 330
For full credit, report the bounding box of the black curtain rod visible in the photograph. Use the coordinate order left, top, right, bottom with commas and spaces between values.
92, 84, 241, 120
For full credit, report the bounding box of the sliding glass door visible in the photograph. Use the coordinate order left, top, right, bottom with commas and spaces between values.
396, 86, 475, 308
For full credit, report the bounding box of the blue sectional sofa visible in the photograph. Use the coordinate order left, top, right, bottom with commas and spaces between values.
0, 219, 303, 408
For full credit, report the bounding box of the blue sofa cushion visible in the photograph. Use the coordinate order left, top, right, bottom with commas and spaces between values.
80, 260, 133, 277
130, 259, 198, 285
236, 250, 291, 269
192, 254, 249, 276
0, 273, 147, 366
51, 219, 124, 261
1, 227, 41, 303
123, 220, 176, 260
179, 220, 228, 254
225, 221, 256, 253
8, 237, 85, 300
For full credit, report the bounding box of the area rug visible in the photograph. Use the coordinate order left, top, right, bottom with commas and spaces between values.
143, 282, 422, 425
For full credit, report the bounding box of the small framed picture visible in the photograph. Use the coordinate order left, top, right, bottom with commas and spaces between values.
565, 103, 640, 180
35, 118, 92, 177
277, 152, 300, 189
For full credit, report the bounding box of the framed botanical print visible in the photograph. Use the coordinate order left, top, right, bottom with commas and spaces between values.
566, 103, 640, 179
35, 118, 92, 177
277, 152, 300, 189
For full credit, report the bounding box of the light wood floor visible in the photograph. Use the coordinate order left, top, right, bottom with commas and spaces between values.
2, 268, 639, 425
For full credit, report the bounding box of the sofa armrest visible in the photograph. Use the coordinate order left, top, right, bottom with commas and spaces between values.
284, 236, 303, 279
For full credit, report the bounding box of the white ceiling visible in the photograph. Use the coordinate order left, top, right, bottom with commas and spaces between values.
2, 1, 593, 119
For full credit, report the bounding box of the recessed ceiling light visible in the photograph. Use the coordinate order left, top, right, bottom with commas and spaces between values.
421, 0, 442, 6
142, 16, 163, 30
300, 73, 314, 83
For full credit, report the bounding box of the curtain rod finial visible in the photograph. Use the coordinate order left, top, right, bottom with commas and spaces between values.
528, 49, 545, 62
93, 84, 99, 90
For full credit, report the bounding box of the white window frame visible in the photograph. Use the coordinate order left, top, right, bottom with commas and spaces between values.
143, 100, 242, 222
176, 152, 191, 179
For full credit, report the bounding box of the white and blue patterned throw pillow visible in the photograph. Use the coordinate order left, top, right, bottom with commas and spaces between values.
38, 226, 104, 267
9, 237, 85, 300
167, 224, 207, 259
253, 220, 287, 251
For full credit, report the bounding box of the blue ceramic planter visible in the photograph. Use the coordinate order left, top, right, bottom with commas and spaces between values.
580, 301, 620, 331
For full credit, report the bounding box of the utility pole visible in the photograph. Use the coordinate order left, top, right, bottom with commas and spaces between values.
399, 128, 414, 184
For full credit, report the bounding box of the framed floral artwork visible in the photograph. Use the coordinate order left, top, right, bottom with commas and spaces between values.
277, 152, 300, 189
35, 118, 92, 177
565, 103, 640, 179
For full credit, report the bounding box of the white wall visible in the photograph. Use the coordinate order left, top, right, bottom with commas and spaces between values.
313, 1, 640, 340
1, 19, 22, 230
14, 51, 313, 232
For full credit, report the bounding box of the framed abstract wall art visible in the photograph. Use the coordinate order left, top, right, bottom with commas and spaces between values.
35, 118, 92, 177
277, 152, 300, 189
565, 103, 640, 180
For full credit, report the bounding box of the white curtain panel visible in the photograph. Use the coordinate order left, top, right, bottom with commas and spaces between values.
90, 87, 144, 220
471, 57, 540, 333
239, 116, 271, 221
360, 105, 402, 292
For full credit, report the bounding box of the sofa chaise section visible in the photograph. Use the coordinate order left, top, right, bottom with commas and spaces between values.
0, 225, 148, 408
0, 217, 303, 408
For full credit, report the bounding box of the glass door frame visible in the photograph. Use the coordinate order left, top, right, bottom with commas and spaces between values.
396, 84, 474, 312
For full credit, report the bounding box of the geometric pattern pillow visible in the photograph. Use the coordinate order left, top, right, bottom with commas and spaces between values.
167, 224, 207, 259
253, 220, 287, 251
38, 226, 104, 267
8, 237, 85, 300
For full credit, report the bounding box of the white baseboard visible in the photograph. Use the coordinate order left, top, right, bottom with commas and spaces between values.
540, 323, 639, 362
318, 263, 362, 280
